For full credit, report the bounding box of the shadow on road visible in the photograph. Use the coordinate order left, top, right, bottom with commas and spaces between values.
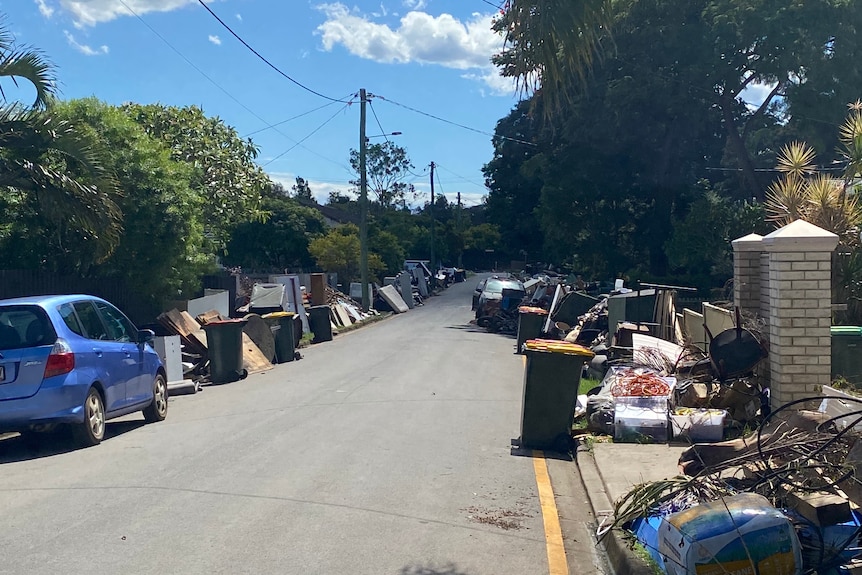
398, 563, 477, 575
0, 420, 146, 464
444, 325, 517, 340
509, 438, 573, 462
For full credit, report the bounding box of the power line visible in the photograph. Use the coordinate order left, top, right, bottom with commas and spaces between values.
243, 100, 344, 137
368, 100, 392, 144
263, 99, 355, 167
194, 0, 348, 103
478, 0, 506, 11
372, 93, 538, 147
407, 165, 430, 180
117, 0, 354, 175
435, 163, 489, 192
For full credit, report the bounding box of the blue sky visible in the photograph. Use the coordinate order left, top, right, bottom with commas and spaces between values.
1, 0, 522, 207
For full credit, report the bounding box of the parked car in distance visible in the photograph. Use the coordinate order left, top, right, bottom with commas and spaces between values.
0, 294, 168, 447
475, 277, 526, 319
472, 278, 487, 310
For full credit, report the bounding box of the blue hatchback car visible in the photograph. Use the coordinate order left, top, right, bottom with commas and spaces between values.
0, 295, 168, 446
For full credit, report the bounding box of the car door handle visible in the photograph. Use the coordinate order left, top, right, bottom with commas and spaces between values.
124, 350, 131, 358
93, 348, 103, 357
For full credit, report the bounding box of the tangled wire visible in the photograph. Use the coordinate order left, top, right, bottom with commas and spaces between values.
605, 395, 862, 574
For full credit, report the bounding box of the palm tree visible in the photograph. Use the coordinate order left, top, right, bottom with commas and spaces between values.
0, 19, 121, 266
492, 0, 611, 116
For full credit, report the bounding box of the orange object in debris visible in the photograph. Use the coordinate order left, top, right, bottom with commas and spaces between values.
610, 370, 671, 397
518, 306, 549, 315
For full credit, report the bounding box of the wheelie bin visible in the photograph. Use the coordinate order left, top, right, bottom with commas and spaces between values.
520, 339, 594, 451
202, 318, 248, 384
262, 312, 297, 363
308, 305, 333, 343
516, 306, 548, 354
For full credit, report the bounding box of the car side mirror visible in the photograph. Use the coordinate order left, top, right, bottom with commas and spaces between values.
138, 329, 155, 344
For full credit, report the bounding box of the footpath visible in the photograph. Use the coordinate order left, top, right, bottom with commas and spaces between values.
575, 441, 687, 574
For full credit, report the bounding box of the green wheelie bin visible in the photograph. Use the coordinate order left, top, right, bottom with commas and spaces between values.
520, 339, 595, 451
202, 318, 248, 384
308, 305, 333, 343
262, 312, 297, 363
516, 306, 548, 354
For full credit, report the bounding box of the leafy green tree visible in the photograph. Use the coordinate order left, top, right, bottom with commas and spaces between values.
349, 141, 416, 210
308, 224, 384, 283
483, 100, 545, 265
292, 176, 314, 201
224, 183, 326, 272
122, 103, 269, 249
666, 187, 767, 290
0, 22, 122, 267
49, 98, 210, 303
369, 227, 406, 276
496, 0, 860, 199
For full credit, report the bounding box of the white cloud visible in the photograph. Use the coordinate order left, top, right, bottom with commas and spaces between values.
461, 69, 517, 97
208, 34, 221, 45
268, 172, 354, 205
35, 0, 55, 18
403, 0, 427, 9
63, 30, 109, 56
59, 0, 200, 27
235, 13, 242, 22
316, 3, 507, 88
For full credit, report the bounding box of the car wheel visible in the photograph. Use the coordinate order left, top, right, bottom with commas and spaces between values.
73, 388, 105, 447
143, 373, 168, 423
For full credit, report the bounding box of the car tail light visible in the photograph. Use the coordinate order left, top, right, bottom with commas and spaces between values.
44, 338, 75, 379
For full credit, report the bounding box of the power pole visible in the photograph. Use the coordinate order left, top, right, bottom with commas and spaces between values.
429, 161, 436, 273
359, 88, 370, 310
457, 192, 463, 268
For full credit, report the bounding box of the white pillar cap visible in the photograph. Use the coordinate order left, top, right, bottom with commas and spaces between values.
763, 220, 838, 252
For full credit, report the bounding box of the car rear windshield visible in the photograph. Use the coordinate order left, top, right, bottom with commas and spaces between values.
0, 305, 56, 350
484, 279, 523, 294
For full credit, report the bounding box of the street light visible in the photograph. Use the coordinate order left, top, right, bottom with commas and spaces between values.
365, 131, 402, 142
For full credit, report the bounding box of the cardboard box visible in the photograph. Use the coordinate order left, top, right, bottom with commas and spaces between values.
658, 493, 802, 575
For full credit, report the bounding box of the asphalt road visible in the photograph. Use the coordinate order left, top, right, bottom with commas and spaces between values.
0, 276, 603, 575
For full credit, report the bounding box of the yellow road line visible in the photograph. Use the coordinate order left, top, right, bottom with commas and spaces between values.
533, 450, 569, 575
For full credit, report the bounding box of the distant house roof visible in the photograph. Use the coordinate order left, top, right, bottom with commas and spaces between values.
296, 199, 360, 227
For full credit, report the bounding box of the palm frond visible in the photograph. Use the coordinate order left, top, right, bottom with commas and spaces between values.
497, 0, 612, 114
0, 105, 122, 261
0, 14, 56, 109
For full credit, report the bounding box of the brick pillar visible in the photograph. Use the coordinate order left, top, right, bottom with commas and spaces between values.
763, 220, 838, 407
732, 233, 763, 314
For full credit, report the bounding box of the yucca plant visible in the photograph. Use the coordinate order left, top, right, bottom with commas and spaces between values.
765, 140, 862, 249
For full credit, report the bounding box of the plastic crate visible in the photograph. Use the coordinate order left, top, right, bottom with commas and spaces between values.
670, 409, 726, 442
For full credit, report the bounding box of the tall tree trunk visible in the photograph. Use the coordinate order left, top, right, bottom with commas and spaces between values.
719, 95, 763, 200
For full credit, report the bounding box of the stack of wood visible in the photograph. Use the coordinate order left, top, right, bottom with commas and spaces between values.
157, 308, 273, 380
157, 309, 208, 357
